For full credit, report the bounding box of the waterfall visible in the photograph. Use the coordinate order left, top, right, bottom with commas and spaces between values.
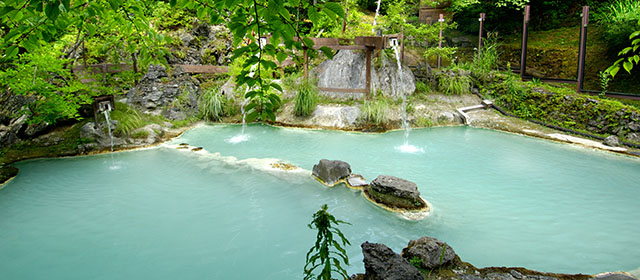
391, 45, 423, 154
372, 0, 382, 32
226, 62, 257, 144
103, 107, 114, 152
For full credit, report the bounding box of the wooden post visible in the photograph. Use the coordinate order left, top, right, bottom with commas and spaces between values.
520, 5, 530, 80
577, 6, 589, 93
478, 13, 486, 55
438, 14, 444, 69
304, 47, 309, 80
365, 47, 372, 99
342, 8, 348, 36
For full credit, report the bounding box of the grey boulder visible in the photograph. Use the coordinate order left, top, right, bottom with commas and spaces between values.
401, 236, 456, 270
312, 159, 352, 186
362, 241, 423, 280
366, 175, 425, 209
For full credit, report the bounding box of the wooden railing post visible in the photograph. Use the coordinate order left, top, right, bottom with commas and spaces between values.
520, 5, 530, 80
577, 6, 589, 93
438, 14, 444, 69
365, 47, 372, 99
478, 13, 486, 55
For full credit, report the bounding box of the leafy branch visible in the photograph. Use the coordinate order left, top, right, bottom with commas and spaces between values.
304, 204, 351, 280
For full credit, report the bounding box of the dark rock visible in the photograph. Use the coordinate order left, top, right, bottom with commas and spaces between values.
401, 236, 456, 269
361, 241, 423, 280
460, 274, 485, 280
486, 273, 516, 280
604, 135, 621, 147
192, 23, 210, 38
366, 175, 425, 209
312, 159, 352, 186
628, 122, 640, 132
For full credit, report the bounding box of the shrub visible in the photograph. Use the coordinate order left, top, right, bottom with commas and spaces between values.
595, 0, 640, 53
359, 99, 389, 125
294, 82, 318, 117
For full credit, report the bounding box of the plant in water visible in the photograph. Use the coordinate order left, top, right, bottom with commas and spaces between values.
294, 81, 318, 117
359, 99, 389, 126
304, 204, 351, 280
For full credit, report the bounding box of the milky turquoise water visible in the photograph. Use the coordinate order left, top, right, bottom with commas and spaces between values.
1, 124, 639, 279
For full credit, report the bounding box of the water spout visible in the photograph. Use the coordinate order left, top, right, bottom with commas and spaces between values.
99, 102, 114, 152
391, 45, 423, 154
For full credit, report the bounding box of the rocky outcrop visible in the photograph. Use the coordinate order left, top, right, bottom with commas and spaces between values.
604, 135, 621, 147
168, 23, 233, 66
126, 65, 200, 120
313, 50, 416, 99
361, 241, 423, 280
312, 159, 352, 186
365, 175, 426, 210
401, 236, 456, 269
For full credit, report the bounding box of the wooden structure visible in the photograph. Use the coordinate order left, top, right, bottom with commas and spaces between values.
419, 2, 450, 24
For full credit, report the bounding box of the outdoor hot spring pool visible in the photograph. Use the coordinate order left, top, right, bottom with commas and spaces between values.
1, 124, 640, 279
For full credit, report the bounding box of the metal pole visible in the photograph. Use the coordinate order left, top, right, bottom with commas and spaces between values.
520, 5, 530, 80
577, 6, 589, 93
478, 13, 486, 56
438, 14, 444, 69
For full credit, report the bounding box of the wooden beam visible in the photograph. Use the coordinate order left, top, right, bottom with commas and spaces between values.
318, 87, 368, 93
177, 65, 229, 74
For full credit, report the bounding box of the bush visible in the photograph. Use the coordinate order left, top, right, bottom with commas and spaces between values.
294, 82, 318, 117
359, 99, 389, 125
595, 0, 640, 53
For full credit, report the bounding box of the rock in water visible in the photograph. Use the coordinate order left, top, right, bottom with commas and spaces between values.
401, 236, 456, 269
312, 159, 352, 186
366, 175, 425, 209
604, 135, 621, 147
361, 241, 423, 280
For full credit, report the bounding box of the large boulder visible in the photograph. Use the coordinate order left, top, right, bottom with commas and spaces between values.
366, 175, 426, 209
401, 236, 456, 270
313, 50, 416, 99
312, 159, 352, 186
604, 135, 621, 147
361, 241, 423, 280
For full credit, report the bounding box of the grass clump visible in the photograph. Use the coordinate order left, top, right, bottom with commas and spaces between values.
199, 87, 234, 121
294, 82, 318, 117
438, 72, 472, 95
110, 102, 166, 136
359, 99, 389, 126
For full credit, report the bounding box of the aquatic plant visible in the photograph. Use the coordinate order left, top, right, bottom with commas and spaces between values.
294, 81, 318, 117
304, 204, 351, 280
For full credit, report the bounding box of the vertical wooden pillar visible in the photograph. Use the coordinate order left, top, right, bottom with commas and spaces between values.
478, 13, 486, 55
520, 5, 530, 80
438, 14, 444, 69
365, 47, 372, 99
342, 8, 348, 36
400, 29, 405, 63
577, 6, 589, 93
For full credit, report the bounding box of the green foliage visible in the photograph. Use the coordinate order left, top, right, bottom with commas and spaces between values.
594, 0, 640, 52
416, 116, 434, 127
424, 47, 458, 65
359, 99, 389, 125
470, 32, 500, 76
199, 87, 232, 121
304, 204, 351, 280
173, 0, 343, 123
110, 102, 168, 136
599, 71, 611, 98
438, 72, 472, 95
415, 81, 432, 94
409, 256, 422, 269
606, 20, 640, 78
0, 48, 97, 125
294, 81, 318, 117
151, 2, 196, 30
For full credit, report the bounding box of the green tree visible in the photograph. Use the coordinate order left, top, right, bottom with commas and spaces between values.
304, 204, 351, 280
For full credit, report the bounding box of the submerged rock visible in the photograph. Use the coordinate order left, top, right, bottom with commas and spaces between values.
401, 236, 456, 269
592, 272, 639, 280
361, 241, 423, 280
312, 159, 352, 186
346, 174, 368, 188
366, 175, 426, 209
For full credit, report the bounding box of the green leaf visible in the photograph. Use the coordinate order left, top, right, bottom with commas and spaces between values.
45, 2, 59, 20
302, 37, 314, 48
607, 65, 619, 78
5, 45, 19, 59
324, 2, 344, 18
630, 31, 640, 39
634, 55, 639, 64
319, 46, 334, 59
623, 61, 633, 74
276, 51, 288, 63
619, 47, 632, 56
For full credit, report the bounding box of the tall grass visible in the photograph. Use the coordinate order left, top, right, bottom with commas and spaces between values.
110, 103, 145, 136
294, 81, 318, 117
438, 73, 472, 95
471, 32, 499, 76
199, 88, 226, 121
595, 0, 640, 52
358, 99, 389, 125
